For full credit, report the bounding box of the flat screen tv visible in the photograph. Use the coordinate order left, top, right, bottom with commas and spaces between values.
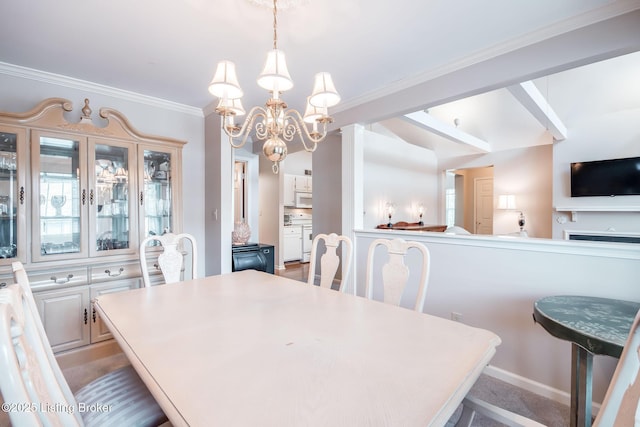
571, 157, 640, 197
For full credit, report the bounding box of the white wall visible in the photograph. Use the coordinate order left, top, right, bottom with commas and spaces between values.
354, 229, 640, 406
313, 133, 342, 237
552, 105, 640, 238
363, 130, 438, 229
0, 72, 207, 277
258, 153, 281, 265
440, 144, 553, 238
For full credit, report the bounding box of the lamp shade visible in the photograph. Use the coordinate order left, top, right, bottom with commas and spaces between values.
257, 49, 293, 93
216, 98, 246, 116
309, 72, 340, 108
497, 195, 517, 210
208, 61, 243, 99
303, 97, 327, 123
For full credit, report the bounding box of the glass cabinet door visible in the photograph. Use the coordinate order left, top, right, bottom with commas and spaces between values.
32, 132, 87, 261
0, 126, 26, 263
140, 147, 176, 239
90, 140, 137, 256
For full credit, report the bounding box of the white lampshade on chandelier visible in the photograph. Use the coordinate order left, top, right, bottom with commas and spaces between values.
208, 0, 340, 173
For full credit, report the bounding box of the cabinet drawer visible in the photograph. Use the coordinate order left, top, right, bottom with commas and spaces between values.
90, 261, 141, 283
28, 267, 89, 292
284, 226, 302, 236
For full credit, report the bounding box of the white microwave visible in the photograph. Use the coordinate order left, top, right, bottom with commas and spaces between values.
295, 192, 312, 208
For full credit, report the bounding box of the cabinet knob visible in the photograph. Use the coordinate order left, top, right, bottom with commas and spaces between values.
19, 187, 25, 205
82, 189, 86, 205
84, 308, 88, 325
89, 189, 95, 205
92, 307, 96, 323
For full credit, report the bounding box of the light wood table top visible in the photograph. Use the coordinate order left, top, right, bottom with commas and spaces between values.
93, 270, 500, 427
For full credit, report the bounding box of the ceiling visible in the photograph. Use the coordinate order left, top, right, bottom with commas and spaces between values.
1, 0, 639, 157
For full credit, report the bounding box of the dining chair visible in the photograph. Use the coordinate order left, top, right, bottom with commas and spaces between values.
365, 238, 431, 312
140, 232, 198, 287
0, 261, 167, 427
306, 233, 352, 291
592, 306, 640, 426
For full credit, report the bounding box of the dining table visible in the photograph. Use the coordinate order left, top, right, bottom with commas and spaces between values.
93, 270, 501, 426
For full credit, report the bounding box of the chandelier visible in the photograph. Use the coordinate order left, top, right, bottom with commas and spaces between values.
208, 0, 340, 173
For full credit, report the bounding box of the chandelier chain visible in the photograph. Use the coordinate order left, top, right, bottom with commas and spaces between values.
272, 0, 278, 50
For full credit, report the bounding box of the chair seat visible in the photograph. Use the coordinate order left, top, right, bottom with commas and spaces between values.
76, 365, 167, 427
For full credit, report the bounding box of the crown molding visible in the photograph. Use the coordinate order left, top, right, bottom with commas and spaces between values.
0, 62, 204, 118
334, 1, 640, 114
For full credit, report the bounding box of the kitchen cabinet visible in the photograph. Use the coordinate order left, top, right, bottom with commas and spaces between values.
284, 174, 295, 207
294, 175, 312, 192
0, 97, 185, 354
283, 225, 302, 262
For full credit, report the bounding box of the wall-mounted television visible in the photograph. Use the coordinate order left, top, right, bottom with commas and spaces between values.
571, 157, 640, 197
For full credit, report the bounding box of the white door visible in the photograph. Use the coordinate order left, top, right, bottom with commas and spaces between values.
474, 178, 493, 235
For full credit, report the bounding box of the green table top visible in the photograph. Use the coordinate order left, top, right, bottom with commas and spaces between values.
533, 295, 640, 357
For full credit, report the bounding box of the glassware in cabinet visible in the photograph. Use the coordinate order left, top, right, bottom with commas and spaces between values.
0, 126, 27, 263
90, 140, 137, 256
140, 147, 177, 240
32, 132, 87, 261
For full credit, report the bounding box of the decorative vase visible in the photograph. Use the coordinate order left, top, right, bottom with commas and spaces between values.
232, 222, 251, 245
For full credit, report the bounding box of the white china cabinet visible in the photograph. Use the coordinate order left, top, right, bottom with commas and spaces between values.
0, 98, 185, 354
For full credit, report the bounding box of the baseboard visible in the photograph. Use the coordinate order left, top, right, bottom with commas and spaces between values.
55, 340, 123, 371
483, 365, 603, 414
484, 365, 570, 406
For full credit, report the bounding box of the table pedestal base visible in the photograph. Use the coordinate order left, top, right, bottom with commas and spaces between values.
571, 343, 593, 427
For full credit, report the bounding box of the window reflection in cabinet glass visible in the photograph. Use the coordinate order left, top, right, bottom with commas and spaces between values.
95, 144, 130, 251
0, 131, 18, 259
39, 137, 81, 255
143, 150, 172, 238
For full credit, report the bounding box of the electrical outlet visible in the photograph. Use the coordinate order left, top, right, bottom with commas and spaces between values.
451, 312, 463, 322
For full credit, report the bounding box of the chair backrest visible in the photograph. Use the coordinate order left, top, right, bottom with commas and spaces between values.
593, 307, 640, 427
140, 232, 198, 287
11, 262, 82, 422
306, 233, 353, 291
365, 238, 431, 312
0, 272, 83, 426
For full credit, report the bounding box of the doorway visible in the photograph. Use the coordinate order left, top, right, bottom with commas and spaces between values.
444, 166, 494, 234
234, 161, 247, 223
